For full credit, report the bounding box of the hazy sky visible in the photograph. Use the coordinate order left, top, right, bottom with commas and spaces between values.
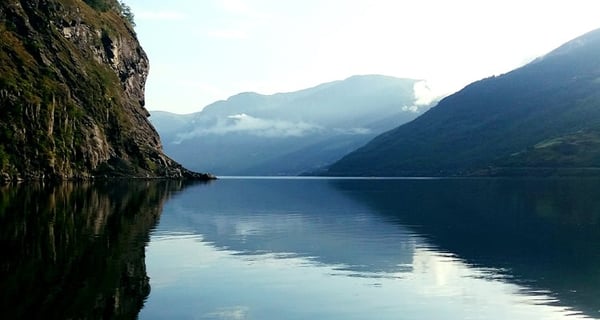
127, 0, 600, 114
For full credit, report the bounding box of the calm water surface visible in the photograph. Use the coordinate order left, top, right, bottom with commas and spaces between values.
140, 177, 600, 319
1, 178, 600, 319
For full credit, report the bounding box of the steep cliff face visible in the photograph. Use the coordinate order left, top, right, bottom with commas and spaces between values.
0, 0, 209, 180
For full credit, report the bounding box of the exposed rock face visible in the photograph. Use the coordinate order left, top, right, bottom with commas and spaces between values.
0, 0, 211, 180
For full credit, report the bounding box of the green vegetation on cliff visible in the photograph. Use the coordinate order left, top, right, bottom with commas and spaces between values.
83, 0, 114, 11
83, 0, 135, 26
0, 0, 209, 180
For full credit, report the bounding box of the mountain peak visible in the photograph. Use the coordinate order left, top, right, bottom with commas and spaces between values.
543, 27, 600, 59
326, 28, 600, 177
150, 75, 431, 175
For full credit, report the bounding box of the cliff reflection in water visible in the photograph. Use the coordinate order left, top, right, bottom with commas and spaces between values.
0, 180, 188, 319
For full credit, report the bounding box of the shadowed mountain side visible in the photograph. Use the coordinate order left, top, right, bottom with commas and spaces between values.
0, 180, 200, 319
326, 28, 600, 176
151, 75, 435, 175
162, 130, 378, 176
332, 178, 600, 318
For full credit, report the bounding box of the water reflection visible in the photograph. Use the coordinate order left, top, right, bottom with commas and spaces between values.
334, 178, 600, 318
0, 180, 190, 319
142, 178, 600, 319
151, 179, 420, 276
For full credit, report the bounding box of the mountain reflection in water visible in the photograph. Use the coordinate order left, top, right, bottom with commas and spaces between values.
333, 178, 600, 318
0, 180, 192, 319
142, 178, 600, 319
2, 178, 599, 319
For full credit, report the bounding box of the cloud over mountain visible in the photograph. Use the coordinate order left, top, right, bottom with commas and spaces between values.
175, 113, 322, 142
151, 75, 433, 175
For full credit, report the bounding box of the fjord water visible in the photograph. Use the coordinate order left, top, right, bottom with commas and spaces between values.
139, 177, 600, 319
1, 179, 600, 319
0, 180, 188, 319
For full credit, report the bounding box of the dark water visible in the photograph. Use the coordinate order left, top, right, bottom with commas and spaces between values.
1, 178, 600, 319
0, 180, 189, 319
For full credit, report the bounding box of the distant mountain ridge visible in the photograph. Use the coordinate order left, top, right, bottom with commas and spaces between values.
151, 75, 435, 175
326, 28, 600, 177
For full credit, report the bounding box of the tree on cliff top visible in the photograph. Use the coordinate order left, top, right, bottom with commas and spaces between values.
83, 0, 135, 26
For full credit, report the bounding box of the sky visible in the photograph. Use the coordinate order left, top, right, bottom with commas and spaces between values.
126, 0, 600, 114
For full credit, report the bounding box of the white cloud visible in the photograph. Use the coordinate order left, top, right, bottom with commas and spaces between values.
413, 80, 442, 106
334, 128, 372, 135
400, 80, 444, 113
402, 105, 420, 113
175, 113, 322, 142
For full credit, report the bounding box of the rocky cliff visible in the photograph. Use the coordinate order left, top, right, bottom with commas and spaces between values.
0, 0, 212, 181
